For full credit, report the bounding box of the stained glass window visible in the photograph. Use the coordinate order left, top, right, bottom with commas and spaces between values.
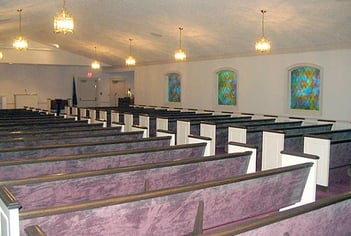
289, 65, 321, 111
167, 73, 181, 102
217, 70, 237, 106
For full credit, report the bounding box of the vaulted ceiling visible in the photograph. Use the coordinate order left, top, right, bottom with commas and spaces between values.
0, 0, 351, 68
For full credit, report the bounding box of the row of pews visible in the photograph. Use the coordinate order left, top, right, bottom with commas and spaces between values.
70, 105, 351, 189
0, 107, 350, 235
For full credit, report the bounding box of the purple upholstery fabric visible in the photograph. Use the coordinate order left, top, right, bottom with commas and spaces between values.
18, 164, 310, 235
329, 165, 351, 185
0, 125, 107, 140
329, 141, 351, 168
0, 144, 205, 180
0, 132, 142, 148
0, 137, 170, 160
9, 154, 250, 210
208, 195, 351, 236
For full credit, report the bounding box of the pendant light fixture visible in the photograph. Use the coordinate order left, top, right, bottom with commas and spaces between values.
174, 27, 186, 61
13, 9, 28, 51
0, 51, 3, 60
125, 38, 136, 66
91, 46, 101, 70
54, 0, 74, 34
255, 10, 271, 53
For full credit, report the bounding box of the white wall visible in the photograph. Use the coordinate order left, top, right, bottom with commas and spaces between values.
1, 48, 350, 122
134, 49, 351, 121
0, 63, 109, 109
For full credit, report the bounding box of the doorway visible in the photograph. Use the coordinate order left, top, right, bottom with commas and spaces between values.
76, 77, 99, 107
110, 79, 126, 106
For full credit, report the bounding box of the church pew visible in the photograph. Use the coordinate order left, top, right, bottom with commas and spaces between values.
0, 120, 100, 133
227, 121, 304, 168
196, 118, 277, 155
131, 110, 222, 134
0, 117, 84, 128
64, 106, 79, 120
197, 191, 351, 236
177, 116, 255, 146
112, 107, 197, 131
1, 152, 252, 213
0, 130, 143, 148
0, 123, 107, 140
261, 123, 333, 170
226, 121, 303, 170
260, 124, 336, 187
227, 143, 318, 208
0, 136, 172, 161
303, 129, 351, 188
0, 115, 63, 123
119, 108, 224, 137
0, 109, 48, 118
0, 142, 208, 180
1, 162, 312, 235
156, 113, 218, 133
139, 112, 218, 137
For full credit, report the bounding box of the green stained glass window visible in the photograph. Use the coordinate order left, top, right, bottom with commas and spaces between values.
217, 70, 237, 106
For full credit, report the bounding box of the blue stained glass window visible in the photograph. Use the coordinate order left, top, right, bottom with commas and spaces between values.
168, 73, 181, 102
290, 66, 320, 111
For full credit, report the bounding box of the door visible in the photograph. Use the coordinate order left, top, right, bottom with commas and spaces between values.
110, 79, 126, 106
76, 77, 99, 107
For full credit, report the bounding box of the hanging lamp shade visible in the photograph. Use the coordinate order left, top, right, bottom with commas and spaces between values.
174, 27, 186, 61
255, 10, 271, 53
13, 9, 28, 51
54, 0, 74, 34
125, 38, 136, 66
91, 46, 101, 70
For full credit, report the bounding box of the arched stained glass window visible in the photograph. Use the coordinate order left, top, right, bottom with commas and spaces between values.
289, 65, 321, 111
217, 70, 237, 106
167, 73, 181, 102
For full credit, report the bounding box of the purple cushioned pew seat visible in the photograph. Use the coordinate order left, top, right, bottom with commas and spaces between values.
0, 142, 206, 180
0, 136, 171, 161
4, 152, 251, 210
18, 163, 312, 235
197, 191, 351, 236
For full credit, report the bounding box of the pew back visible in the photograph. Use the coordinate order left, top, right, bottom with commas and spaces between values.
17, 163, 312, 235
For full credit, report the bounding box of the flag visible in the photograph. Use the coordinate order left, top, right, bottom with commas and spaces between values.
72, 77, 78, 106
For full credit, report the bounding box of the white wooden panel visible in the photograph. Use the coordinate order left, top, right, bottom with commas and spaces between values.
157, 130, 175, 145
124, 113, 133, 132
99, 110, 107, 120
89, 109, 96, 124
304, 136, 331, 187
156, 117, 168, 130
110, 111, 119, 123
177, 120, 190, 145
79, 108, 87, 119
262, 131, 285, 170
131, 126, 147, 138
111, 123, 124, 132
280, 153, 317, 210
228, 143, 257, 174
139, 115, 150, 138
200, 123, 216, 155
0, 197, 20, 236
228, 126, 247, 143
188, 136, 211, 156
72, 107, 78, 116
